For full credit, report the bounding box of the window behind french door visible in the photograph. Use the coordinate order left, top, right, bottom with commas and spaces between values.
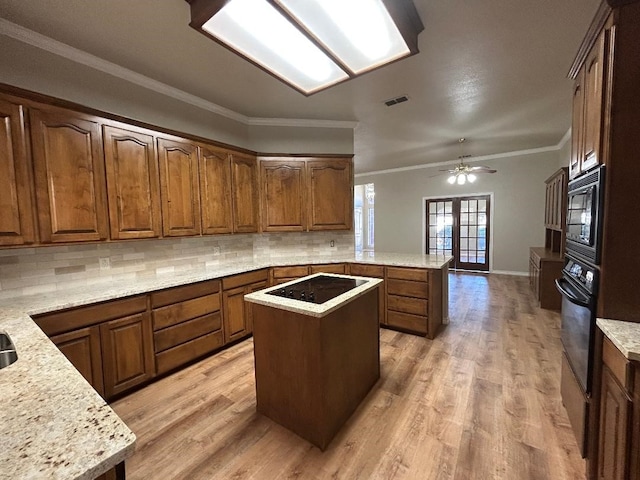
426, 195, 491, 271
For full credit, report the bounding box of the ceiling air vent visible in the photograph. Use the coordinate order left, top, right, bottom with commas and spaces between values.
384, 95, 409, 107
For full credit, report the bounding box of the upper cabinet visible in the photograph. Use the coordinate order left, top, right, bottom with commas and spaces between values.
230, 151, 259, 233
259, 156, 354, 232
30, 106, 109, 243
0, 97, 35, 246
199, 144, 233, 235
307, 158, 353, 231
260, 159, 307, 232
103, 125, 162, 240
570, 27, 609, 179
157, 137, 201, 237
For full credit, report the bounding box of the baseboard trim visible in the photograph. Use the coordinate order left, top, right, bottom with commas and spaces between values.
491, 270, 529, 277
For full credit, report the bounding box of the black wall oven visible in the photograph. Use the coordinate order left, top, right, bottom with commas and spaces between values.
565, 166, 605, 265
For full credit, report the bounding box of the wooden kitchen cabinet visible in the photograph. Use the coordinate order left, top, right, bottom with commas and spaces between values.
0, 96, 35, 246
230, 151, 259, 233
529, 247, 563, 310
260, 159, 307, 232
309, 263, 346, 274
157, 137, 201, 237
349, 263, 386, 325
199, 144, 233, 235
34, 295, 151, 400
222, 269, 268, 343
307, 158, 353, 231
151, 280, 223, 375
270, 265, 310, 285
30, 106, 109, 243
544, 168, 568, 234
103, 124, 162, 240
50, 326, 105, 397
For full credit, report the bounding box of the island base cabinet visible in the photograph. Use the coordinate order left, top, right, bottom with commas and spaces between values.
97, 462, 125, 480
252, 288, 379, 450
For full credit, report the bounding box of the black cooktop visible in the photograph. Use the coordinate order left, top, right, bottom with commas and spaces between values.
267, 275, 367, 304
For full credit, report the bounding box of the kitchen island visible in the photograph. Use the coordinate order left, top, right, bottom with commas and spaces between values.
245, 273, 383, 450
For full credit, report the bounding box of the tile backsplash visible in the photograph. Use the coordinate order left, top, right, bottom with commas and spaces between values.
0, 232, 354, 300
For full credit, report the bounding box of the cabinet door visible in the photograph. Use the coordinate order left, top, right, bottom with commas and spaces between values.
247, 281, 268, 333
307, 158, 353, 230
51, 326, 105, 397
200, 144, 233, 234
598, 366, 631, 480
570, 70, 585, 179
0, 98, 35, 245
230, 152, 259, 233
260, 159, 306, 232
158, 137, 201, 237
30, 107, 108, 243
103, 125, 161, 239
222, 286, 251, 343
582, 30, 607, 173
100, 312, 155, 399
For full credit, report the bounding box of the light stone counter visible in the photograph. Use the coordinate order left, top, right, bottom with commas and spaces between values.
597, 318, 640, 361
0, 251, 450, 479
0, 309, 135, 480
244, 273, 383, 318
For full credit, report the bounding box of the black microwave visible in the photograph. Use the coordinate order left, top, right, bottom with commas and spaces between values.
565, 165, 605, 265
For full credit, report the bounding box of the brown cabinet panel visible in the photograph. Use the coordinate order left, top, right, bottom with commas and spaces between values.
103, 125, 161, 239
51, 326, 105, 397
30, 107, 108, 243
309, 263, 346, 274
150, 279, 220, 308
582, 29, 607, 174
598, 366, 630, 480
271, 265, 309, 279
155, 330, 223, 375
387, 295, 428, 316
570, 71, 585, 179
386, 311, 427, 335
246, 280, 268, 333
386, 279, 428, 299
100, 312, 155, 399
386, 267, 429, 282
231, 151, 259, 233
152, 293, 221, 331
222, 269, 268, 290
157, 137, 201, 237
0, 97, 35, 245
200, 144, 233, 235
349, 263, 385, 278
153, 312, 222, 352
307, 158, 352, 231
222, 286, 250, 343
260, 159, 307, 232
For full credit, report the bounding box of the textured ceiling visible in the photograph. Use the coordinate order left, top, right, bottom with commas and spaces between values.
0, 0, 600, 173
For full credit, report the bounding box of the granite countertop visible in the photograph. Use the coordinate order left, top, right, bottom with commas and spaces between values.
244, 273, 383, 318
0, 251, 449, 479
0, 309, 136, 480
597, 318, 640, 361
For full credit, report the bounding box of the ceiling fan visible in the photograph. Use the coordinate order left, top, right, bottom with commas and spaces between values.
438, 139, 497, 185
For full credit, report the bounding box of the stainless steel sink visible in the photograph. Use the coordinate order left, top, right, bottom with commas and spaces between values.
0, 331, 18, 369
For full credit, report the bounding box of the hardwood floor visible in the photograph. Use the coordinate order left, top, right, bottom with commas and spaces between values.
111, 273, 585, 479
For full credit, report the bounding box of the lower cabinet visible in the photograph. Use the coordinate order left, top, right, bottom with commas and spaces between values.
150, 280, 223, 375
35, 296, 154, 401
270, 265, 310, 285
529, 247, 563, 310
222, 269, 269, 344
349, 263, 386, 325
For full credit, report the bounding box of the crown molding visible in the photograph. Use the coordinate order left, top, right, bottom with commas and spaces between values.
0, 18, 356, 130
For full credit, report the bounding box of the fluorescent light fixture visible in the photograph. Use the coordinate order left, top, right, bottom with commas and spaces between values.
186, 0, 423, 95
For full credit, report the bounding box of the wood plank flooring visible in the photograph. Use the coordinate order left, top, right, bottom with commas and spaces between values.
111, 273, 585, 479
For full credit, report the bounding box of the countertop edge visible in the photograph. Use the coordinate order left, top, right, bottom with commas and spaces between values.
597, 318, 640, 361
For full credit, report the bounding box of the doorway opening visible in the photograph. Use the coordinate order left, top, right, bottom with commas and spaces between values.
354, 183, 374, 252
425, 194, 491, 271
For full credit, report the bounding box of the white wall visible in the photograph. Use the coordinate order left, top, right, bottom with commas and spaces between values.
355, 150, 562, 274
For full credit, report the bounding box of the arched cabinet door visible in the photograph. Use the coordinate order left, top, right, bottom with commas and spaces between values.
199, 144, 233, 235
230, 151, 259, 233
307, 158, 353, 231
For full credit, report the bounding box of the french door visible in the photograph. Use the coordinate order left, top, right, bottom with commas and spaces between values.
426, 195, 491, 271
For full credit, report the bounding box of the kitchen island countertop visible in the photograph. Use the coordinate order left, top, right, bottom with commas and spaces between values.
597, 318, 640, 361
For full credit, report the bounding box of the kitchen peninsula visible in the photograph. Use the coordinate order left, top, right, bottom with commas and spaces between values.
0, 252, 450, 478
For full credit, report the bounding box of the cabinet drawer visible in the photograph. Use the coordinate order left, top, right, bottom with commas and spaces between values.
272, 265, 309, 278
152, 293, 220, 331
155, 330, 223, 375
35, 295, 147, 336
150, 280, 220, 308
387, 279, 429, 299
349, 263, 384, 278
386, 267, 428, 282
387, 311, 427, 335
530, 250, 542, 268
154, 312, 222, 353
387, 295, 428, 316
310, 263, 346, 274
273, 277, 299, 285
603, 336, 630, 390
222, 269, 268, 290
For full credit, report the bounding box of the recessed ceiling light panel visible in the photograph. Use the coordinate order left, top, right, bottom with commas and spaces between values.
186, 0, 423, 95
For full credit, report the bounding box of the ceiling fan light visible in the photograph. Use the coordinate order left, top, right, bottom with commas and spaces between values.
457, 174, 466, 185
467, 173, 477, 183
447, 175, 456, 184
